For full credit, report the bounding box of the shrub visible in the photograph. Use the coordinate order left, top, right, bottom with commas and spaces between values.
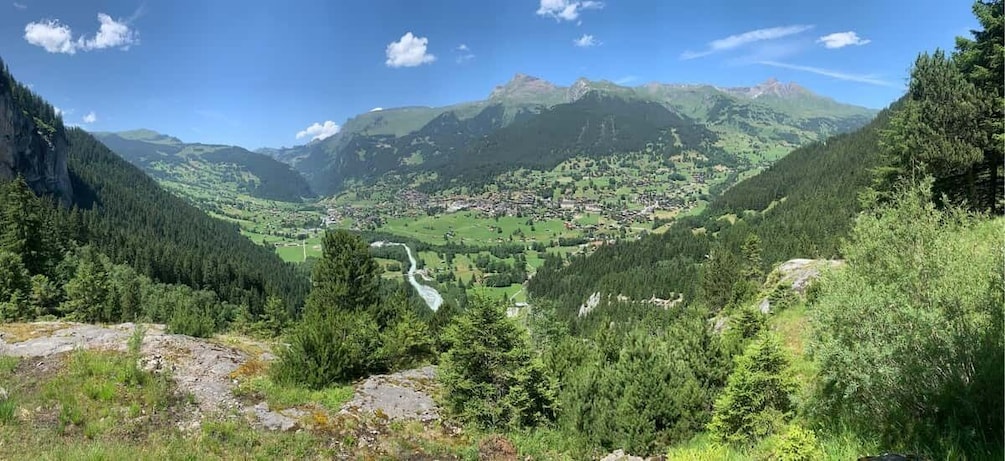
768, 424, 824, 461
271, 310, 379, 389
708, 333, 797, 445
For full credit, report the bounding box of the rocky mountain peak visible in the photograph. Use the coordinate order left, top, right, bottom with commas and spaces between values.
727, 77, 811, 99
489, 73, 558, 100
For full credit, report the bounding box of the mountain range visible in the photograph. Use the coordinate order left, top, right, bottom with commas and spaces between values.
93, 129, 315, 202
261, 74, 877, 196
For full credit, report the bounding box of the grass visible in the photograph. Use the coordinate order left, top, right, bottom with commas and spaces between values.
0, 322, 70, 343
230, 358, 353, 412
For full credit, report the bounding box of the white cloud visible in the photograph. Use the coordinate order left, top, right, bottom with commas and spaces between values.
456, 44, 469, 52
385, 32, 436, 68
681, 25, 813, 59
82, 111, 97, 124
24, 20, 77, 54
13, 2, 26, 9
79, 13, 138, 50
23, 13, 138, 54
614, 75, 637, 85
758, 60, 898, 87
370, 107, 383, 112
537, 0, 603, 22
573, 34, 599, 47
54, 106, 62, 116
296, 120, 340, 142
817, 31, 871, 49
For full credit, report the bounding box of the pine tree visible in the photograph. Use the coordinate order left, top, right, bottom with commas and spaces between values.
305, 230, 380, 316
954, 0, 1004, 212
439, 296, 556, 429
708, 333, 797, 445
62, 246, 114, 322
272, 230, 383, 387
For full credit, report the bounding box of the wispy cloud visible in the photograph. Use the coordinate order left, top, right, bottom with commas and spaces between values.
385, 32, 436, 68
614, 75, 637, 85
681, 25, 813, 60
573, 34, 599, 47
12, 2, 26, 10
758, 60, 899, 87
296, 120, 340, 142
23, 12, 139, 54
536, 0, 603, 22
454, 43, 474, 63
81, 111, 97, 124
817, 31, 871, 49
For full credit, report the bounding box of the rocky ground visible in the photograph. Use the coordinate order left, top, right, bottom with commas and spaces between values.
0, 322, 445, 436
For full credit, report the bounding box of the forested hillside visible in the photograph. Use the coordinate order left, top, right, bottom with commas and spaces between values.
0, 58, 309, 323
528, 105, 890, 312
94, 130, 315, 202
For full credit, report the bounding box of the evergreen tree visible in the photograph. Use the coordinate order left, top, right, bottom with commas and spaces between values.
260, 294, 289, 337
879, 50, 986, 207
272, 230, 383, 387
439, 296, 557, 429
272, 309, 379, 388
61, 246, 114, 323
954, 0, 1004, 213
708, 333, 797, 445
0, 250, 30, 321
305, 230, 380, 315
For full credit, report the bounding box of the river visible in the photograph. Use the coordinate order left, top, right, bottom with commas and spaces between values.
370, 241, 443, 311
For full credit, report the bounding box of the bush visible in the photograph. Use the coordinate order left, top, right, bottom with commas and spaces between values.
708, 333, 797, 445
768, 424, 823, 461
168, 301, 216, 338
377, 308, 434, 371
810, 187, 1004, 452
271, 310, 379, 389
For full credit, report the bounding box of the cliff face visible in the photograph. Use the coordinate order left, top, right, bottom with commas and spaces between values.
0, 84, 73, 207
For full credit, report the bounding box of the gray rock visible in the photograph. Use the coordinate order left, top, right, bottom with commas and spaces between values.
0, 84, 74, 207
599, 449, 646, 461
253, 402, 300, 432
759, 298, 772, 314
341, 366, 440, 422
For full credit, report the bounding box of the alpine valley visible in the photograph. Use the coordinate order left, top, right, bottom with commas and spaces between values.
0, 1, 1001, 459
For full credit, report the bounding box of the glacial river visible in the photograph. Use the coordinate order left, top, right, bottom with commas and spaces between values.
370, 241, 443, 311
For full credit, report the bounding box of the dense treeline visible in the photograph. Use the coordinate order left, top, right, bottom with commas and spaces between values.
66, 129, 309, 314
1, 58, 309, 322
0, 178, 236, 336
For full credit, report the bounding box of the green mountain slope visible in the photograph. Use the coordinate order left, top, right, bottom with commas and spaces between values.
528, 102, 892, 311
0, 58, 308, 313
94, 130, 315, 202
278, 75, 876, 196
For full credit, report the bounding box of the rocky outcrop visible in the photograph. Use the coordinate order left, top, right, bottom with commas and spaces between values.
0, 80, 73, 206
757, 258, 844, 313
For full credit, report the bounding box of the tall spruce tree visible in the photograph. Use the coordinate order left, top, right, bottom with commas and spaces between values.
304, 229, 380, 316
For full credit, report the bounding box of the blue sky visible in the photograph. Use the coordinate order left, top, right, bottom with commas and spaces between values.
1, 0, 978, 149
